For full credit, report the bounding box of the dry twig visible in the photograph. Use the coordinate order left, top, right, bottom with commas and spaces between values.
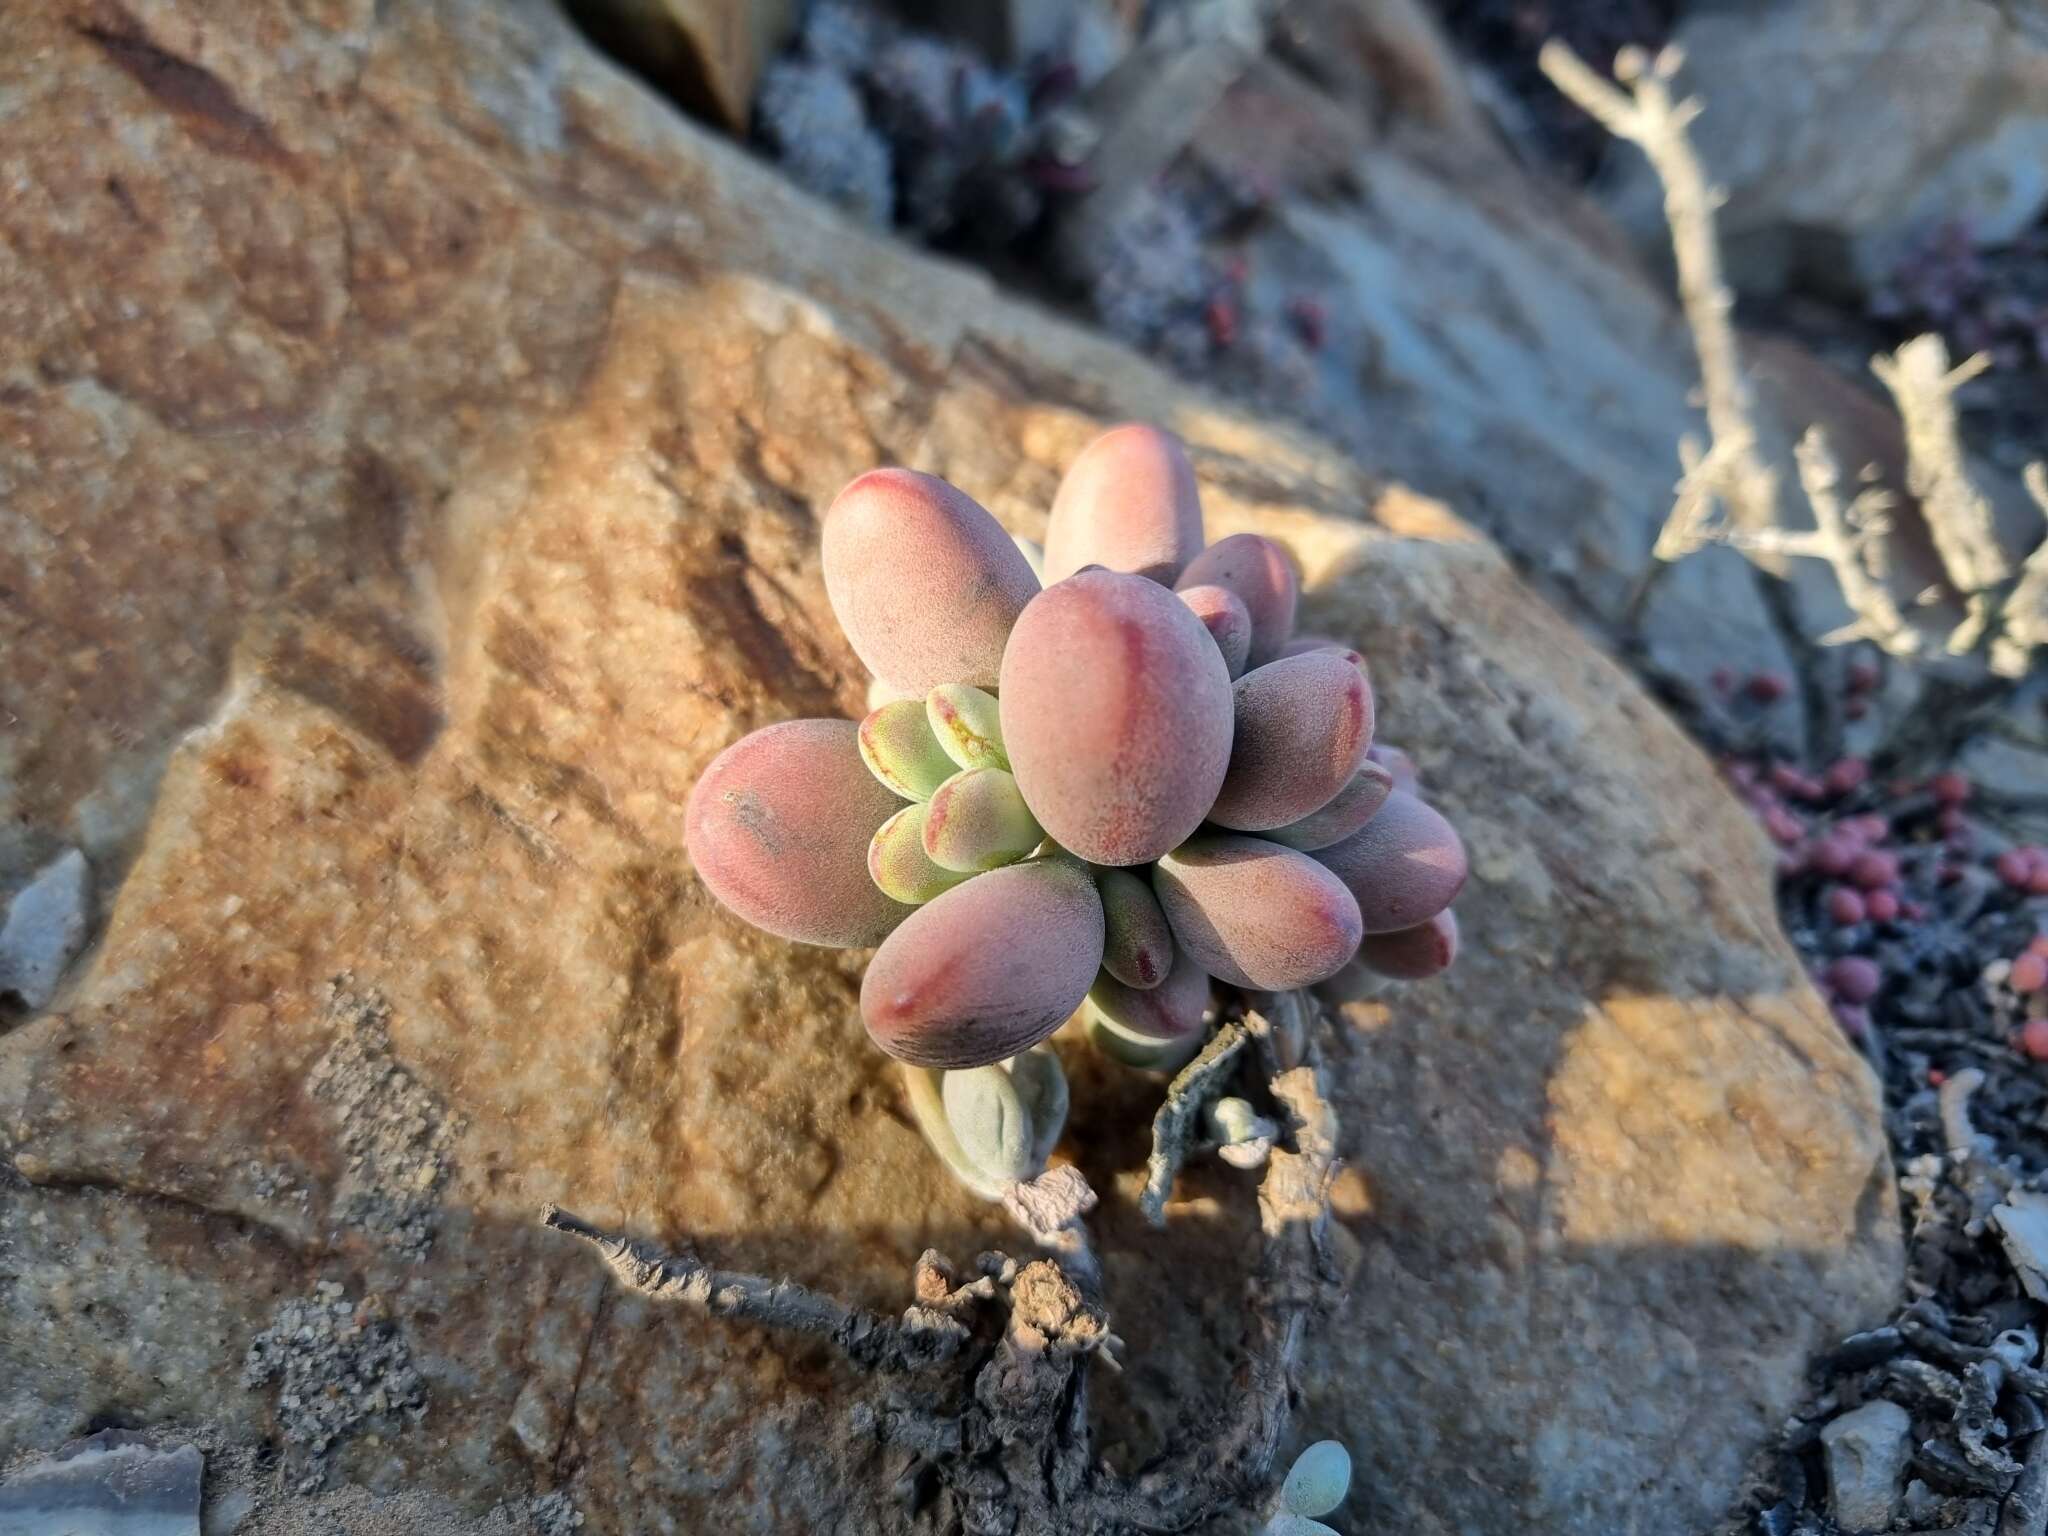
1873, 336, 2008, 650
1537, 40, 1778, 549
1139, 1016, 1253, 1226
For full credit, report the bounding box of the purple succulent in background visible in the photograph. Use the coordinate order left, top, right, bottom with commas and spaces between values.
684, 424, 1468, 1172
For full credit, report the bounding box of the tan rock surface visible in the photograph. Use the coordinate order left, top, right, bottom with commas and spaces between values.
0, 2, 1897, 1533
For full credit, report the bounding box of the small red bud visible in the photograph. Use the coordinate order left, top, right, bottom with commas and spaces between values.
1286, 296, 1327, 351
1745, 671, 1790, 704
1845, 658, 1881, 695
1824, 757, 1870, 795
2023, 1017, 2048, 1062
1850, 850, 1899, 890
1811, 838, 1856, 878
2012, 951, 2048, 994
1826, 887, 1867, 925
1866, 889, 1900, 924
1826, 955, 1883, 1004
1763, 806, 1805, 846
1930, 771, 1971, 806
1205, 296, 1239, 348
1998, 850, 2036, 889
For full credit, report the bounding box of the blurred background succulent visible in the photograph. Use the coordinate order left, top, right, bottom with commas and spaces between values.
684, 423, 1467, 1195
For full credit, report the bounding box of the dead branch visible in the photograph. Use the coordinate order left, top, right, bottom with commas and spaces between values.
1996, 465, 2048, 676
1872, 336, 2008, 654
1087, 1057, 1342, 1530
1543, 36, 2048, 688
1003, 1163, 1106, 1301
1139, 1017, 1253, 1226
538, 1204, 977, 1373
2004, 1431, 2048, 1536
540, 990, 1347, 1535
1538, 41, 1778, 542
1787, 427, 1920, 652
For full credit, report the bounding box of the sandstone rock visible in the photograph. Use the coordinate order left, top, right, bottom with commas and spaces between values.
1599, 0, 2048, 297
0, 3, 1896, 1535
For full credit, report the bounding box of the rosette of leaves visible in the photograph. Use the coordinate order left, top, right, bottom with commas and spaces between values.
685, 424, 1467, 1193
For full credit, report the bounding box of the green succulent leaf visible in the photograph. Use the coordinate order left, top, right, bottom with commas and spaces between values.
869, 803, 974, 904
942, 1065, 1034, 1184
927, 684, 1009, 772
860, 699, 956, 800
1282, 1440, 1352, 1518
923, 768, 1043, 872
1005, 1048, 1069, 1169
1082, 1003, 1205, 1073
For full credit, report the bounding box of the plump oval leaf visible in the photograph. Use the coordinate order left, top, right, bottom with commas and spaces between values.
870, 803, 974, 904
1357, 907, 1459, 979
1153, 835, 1362, 989
1043, 422, 1205, 586
942, 1066, 1035, 1184
1085, 1010, 1207, 1072
927, 683, 1008, 771
1209, 651, 1375, 832
1087, 946, 1212, 1042
862, 859, 1105, 1067
1366, 741, 1420, 793
1266, 759, 1395, 851
1177, 582, 1253, 679
1098, 868, 1175, 989
860, 699, 956, 800
1000, 568, 1234, 866
686, 719, 914, 947
1006, 1048, 1069, 1169
1175, 532, 1298, 667
823, 468, 1039, 693
924, 768, 1044, 872
1314, 788, 1467, 934
1282, 1441, 1352, 1518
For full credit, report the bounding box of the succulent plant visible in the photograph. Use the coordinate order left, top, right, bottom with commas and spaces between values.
905, 1047, 1070, 1200
683, 423, 1468, 1194
1262, 1437, 1352, 1534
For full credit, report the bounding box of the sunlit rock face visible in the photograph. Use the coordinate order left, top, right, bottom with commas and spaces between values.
0, 2, 1895, 1532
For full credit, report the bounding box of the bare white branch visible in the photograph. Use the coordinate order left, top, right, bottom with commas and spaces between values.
1871, 336, 2011, 641
1539, 40, 1778, 537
